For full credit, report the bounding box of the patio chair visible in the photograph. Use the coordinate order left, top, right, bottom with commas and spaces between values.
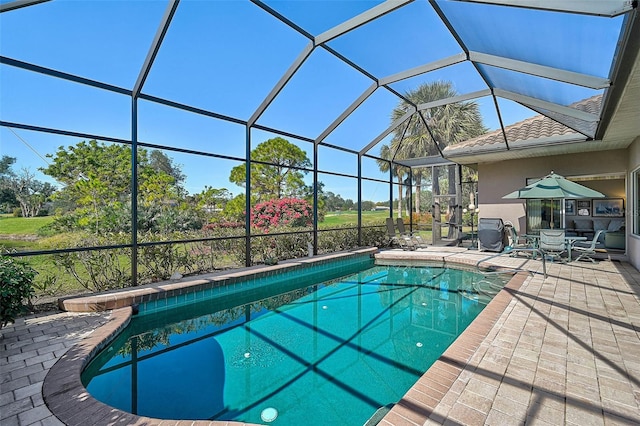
386, 217, 416, 250
504, 221, 531, 257
395, 218, 428, 248
572, 230, 605, 263
539, 229, 567, 262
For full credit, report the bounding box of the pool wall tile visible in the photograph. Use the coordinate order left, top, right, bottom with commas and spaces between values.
45, 248, 529, 426
58, 247, 378, 313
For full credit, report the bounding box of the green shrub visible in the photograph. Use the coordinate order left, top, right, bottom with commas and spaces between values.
0, 256, 36, 328
189, 230, 245, 272
51, 234, 131, 292
137, 228, 249, 283
36, 221, 59, 237
137, 235, 192, 282
21, 222, 380, 299
270, 230, 311, 261
251, 228, 311, 265
137, 203, 204, 233
30, 274, 63, 306
318, 226, 358, 254
361, 226, 388, 247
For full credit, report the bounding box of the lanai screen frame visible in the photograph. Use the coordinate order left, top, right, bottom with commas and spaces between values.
0, 0, 634, 285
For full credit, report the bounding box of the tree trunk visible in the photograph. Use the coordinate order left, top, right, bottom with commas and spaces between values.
455, 165, 463, 245
432, 168, 441, 243
414, 174, 421, 214
16, 195, 33, 218
397, 176, 403, 218
447, 166, 457, 238
405, 180, 411, 217
19, 201, 28, 218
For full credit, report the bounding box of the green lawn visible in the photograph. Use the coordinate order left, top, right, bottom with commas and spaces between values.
320, 210, 390, 227
0, 215, 54, 235
1, 211, 396, 233
0, 239, 35, 251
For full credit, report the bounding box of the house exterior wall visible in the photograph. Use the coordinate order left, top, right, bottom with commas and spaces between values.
476, 149, 628, 239
627, 136, 640, 269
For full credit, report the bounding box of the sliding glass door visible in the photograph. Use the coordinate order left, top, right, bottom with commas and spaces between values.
526, 199, 562, 233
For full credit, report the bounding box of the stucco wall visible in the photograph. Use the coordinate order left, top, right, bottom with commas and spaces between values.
627, 136, 640, 269
477, 149, 628, 236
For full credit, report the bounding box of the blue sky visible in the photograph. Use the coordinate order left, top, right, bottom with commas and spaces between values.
0, 0, 623, 202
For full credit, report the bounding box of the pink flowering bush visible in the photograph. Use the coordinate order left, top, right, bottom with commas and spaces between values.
250, 198, 312, 231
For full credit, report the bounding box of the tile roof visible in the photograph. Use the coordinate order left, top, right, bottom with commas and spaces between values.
443, 95, 603, 155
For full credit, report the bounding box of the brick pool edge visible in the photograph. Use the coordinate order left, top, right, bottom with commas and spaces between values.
43, 249, 527, 426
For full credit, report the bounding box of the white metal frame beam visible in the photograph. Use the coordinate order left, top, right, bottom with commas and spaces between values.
417, 89, 492, 111
315, 0, 414, 45
452, 0, 634, 17
525, 105, 596, 138
248, 41, 314, 127
315, 82, 378, 145
251, 1, 416, 132
469, 51, 610, 89
359, 107, 416, 155
378, 53, 467, 86
494, 88, 600, 122
395, 156, 456, 168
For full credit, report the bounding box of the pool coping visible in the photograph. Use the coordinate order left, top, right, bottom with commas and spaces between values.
43, 248, 527, 426
58, 247, 378, 312
375, 250, 528, 425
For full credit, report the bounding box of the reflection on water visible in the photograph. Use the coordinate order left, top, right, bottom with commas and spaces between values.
83, 265, 508, 425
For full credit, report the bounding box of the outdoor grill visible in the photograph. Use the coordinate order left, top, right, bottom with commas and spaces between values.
478, 218, 508, 252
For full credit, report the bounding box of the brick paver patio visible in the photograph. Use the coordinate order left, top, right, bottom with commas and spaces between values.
1, 312, 110, 426
1, 247, 639, 425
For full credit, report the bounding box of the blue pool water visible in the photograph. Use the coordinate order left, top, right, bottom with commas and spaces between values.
82, 263, 507, 425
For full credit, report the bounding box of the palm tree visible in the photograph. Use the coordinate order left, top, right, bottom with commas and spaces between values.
383, 81, 486, 239
376, 144, 406, 218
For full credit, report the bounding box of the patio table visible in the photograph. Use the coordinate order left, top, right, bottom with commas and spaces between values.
524, 233, 587, 262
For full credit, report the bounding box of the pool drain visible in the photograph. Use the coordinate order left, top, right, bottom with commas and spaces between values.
261, 407, 278, 422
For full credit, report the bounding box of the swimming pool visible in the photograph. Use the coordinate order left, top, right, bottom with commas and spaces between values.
82, 262, 508, 425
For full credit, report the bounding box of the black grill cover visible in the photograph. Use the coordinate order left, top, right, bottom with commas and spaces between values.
478, 218, 507, 252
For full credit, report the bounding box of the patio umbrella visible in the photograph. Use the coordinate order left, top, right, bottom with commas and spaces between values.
502, 171, 605, 228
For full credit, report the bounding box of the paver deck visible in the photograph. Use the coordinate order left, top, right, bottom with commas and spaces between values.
2, 247, 639, 425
